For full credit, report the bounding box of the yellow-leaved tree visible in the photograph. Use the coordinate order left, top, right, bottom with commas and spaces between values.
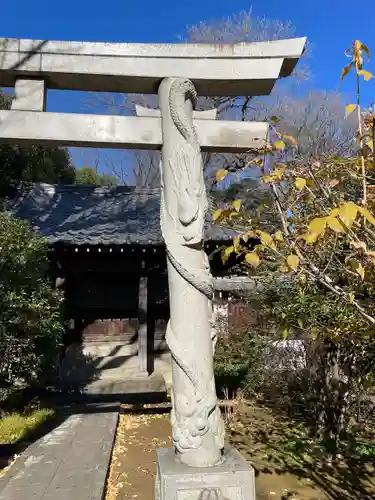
213, 40, 375, 450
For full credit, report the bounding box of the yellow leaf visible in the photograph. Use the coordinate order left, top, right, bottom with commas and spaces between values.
274, 230, 284, 242
245, 252, 260, 268
348, 258, 365, 280
357, 263, 365, 280
345, 104, 357, 117
283, 134, 297, 146
232, 199, 241, 213
308, 217, 327, 236
358, 206, 375, 225
360, 42, 371, 60
216, 169, 228, 182
242, 231, 255, 243
221, 245, 234, 264
351, 240, 367, 251
341, 62, 353, 81
367, 250, 375, 264
339, 202, 358, 228
248, 157, 264, 167
354, 40, 364, 68
212, 209, 222, 222
233, 235, 240, 251
229, 211, 241, 219
262, 175, 276, 183
301, 232, 319, 244
295, 177, 307, 190
270, 116, 280, 123
298, 318, 303, 329
273, 166, 286, 180
273, 140, 286, 151
326, 216, 345, 233
282, 328, 289, 340
257, 231, 274, 247
359, 262, 367, 279
358, 69, 373, 81
287, 254, 299, 271
311, 327, 318, 340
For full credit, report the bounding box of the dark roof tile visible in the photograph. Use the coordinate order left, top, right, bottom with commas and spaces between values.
10, 184, 235, 246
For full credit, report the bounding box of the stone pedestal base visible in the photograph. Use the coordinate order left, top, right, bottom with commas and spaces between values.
155, 447, 256, 500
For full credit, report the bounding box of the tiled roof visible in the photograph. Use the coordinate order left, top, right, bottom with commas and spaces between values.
10, 184, 235, 246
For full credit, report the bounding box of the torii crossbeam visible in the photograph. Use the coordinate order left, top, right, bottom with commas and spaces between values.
0, 36, 305, 151
0, 37, 305, 95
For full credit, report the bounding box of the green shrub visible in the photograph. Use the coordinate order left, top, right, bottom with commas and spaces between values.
214, 327, 267, 398
258, 276, 375, 446
0, 213, 64, 401
0, 407, 55, 444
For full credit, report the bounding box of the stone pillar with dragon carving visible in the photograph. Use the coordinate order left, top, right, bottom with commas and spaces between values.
158, 77, 225, 468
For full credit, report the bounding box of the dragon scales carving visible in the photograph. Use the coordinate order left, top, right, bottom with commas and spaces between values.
159, 77, 225, 467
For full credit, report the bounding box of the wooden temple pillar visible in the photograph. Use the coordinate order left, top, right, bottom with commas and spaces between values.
137, 255, 148, 376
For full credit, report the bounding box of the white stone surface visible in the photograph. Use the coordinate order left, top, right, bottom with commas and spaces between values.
0, 110, 268, 151
213, 302, 229, 338
11, 78, 46, 111
4, 37, 306, 57
135, 105, 217, 120
265, 339, 306, 371
159, 77, 225, 468
0, 37, 306, 95
156, 447, 256, 500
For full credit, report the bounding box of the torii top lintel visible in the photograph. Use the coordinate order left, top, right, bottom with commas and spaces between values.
0, 37, 306, 96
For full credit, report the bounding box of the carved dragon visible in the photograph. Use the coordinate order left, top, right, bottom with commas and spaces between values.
159, 77, 224, 456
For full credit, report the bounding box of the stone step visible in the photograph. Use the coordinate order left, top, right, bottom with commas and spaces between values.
60, 343, 172, 387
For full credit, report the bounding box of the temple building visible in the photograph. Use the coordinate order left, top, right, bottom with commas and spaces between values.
10, 182, 241, 386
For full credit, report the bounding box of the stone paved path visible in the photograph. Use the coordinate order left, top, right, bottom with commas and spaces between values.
0, 403, 118, 500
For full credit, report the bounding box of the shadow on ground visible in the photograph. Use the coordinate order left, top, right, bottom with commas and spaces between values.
0, 360, 168, 473
228, 400, 375, 500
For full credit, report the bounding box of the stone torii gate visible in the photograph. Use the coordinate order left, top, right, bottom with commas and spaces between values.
0, 37, 306, 500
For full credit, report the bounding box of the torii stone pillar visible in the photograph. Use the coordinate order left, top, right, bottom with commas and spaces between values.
158, 77, 224, 468
0, 36, 306, 500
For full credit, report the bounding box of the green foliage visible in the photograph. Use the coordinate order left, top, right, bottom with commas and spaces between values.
0, 214, 64, 400
214, 328, 268, 398
352, 442, 375, 459
75, 165, 117, 186
0, 143, 76, 199
260, 277, 375, 444
0, 407, 55, 444
0, 91, 76, 200
269, 278, 372, 341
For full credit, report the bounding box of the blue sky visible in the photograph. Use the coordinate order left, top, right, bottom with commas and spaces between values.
2, 1, 375, 175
